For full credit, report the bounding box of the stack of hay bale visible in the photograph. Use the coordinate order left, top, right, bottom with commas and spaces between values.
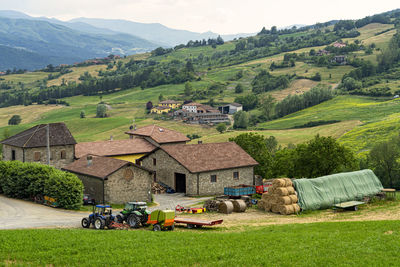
204, 199, 247, 214
258, 178, 300, 215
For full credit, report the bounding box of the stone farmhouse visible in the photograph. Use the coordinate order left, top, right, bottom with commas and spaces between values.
139, 142, 258, 196
1, 122, 76, 169
2, 122, 259, 201
63, 155, 153, 204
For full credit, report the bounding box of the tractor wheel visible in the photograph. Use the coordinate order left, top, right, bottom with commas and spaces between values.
94, 218, 105, 230
81, 218, 90, 228
127, 214, 140, 228
116, 214, 123, 223
153, 224, 161, 231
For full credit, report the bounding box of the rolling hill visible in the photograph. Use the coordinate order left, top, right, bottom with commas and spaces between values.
0, 16, 158, 70
0, 9, 399, 162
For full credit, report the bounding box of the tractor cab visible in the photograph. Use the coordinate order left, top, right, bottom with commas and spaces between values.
93, 204, 113, 216
124, 202, 148, 212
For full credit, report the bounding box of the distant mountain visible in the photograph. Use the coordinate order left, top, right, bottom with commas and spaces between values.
69, 17, 253, 46
0, 16, 158, 70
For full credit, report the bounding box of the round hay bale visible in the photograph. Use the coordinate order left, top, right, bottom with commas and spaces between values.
261, 193, 269, 200
279, 205, 295, 215
287, 186, 296, 195
218, 201, 234, 214
289, 195, 298, 203
257, 200, 266, 210
277, 196, 292, 205
275, 187, 289, 196
232, 199, 247, 212
264, 202, 272, 212
272, 179, 286, 188
283, 178, 293, 187
271, 204, 280, 213
292, 203, 301, 213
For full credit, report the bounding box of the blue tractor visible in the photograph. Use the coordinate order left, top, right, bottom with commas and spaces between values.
81, 205, 116, 230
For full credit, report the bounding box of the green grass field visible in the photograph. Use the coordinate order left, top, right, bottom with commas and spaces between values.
0, 220, 399, 266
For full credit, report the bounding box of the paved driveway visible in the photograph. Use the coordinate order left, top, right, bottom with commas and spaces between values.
0, 195, 83, 230
0, 193, 212, 229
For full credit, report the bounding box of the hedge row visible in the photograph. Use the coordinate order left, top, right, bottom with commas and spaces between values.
0, 161, 83, 209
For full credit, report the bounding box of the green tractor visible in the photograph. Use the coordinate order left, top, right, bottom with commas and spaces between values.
116, 202, 151, 228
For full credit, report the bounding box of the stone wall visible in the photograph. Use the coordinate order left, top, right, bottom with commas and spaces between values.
141, 149, 254, 196
141, 148, 189, 188
2, 144, 74, 169
104, 165, 152, 204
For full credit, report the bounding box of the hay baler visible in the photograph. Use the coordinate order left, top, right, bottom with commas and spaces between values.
146, 210, 175, 231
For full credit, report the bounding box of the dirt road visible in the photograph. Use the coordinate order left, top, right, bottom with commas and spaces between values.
0, 195, 83, 229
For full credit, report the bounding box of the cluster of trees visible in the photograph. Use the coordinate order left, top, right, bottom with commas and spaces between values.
8, 115, 21, 125
0, 59, 197, 108
252, 70, 291, 94
367, 136, 400, 188
230, 133, 357, 179
275, 85, 334, 118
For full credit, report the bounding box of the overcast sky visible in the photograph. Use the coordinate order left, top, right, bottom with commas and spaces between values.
0, 0, 399, 34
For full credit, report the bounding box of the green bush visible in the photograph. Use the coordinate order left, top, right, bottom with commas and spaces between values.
0, 161, 83, 209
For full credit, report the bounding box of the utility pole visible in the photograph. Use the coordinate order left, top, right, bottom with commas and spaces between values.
46, 124, 50, 165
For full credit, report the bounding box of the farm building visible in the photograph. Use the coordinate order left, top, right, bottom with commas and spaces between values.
75, 138, 156, 163
63, 155, 153, 204
150, 106, 171, 114
158, 100, 181, 109
1, 122, 76, 169
139, 142, 258, 196
218, 103, 243, 114
125, 125, 190, 146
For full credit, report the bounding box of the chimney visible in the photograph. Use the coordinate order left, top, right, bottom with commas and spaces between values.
110, 135, 113, 141
87, 155, 93, 166
198, 140, 203, 144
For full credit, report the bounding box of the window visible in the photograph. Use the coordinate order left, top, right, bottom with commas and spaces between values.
233, 172, 239, 180
211, 175, 217, 183
153, 171, 157, 182
135, 159, 142, 166
11, 150, 16, 161
153, 158, 157, 166
34, 151, 41, 161
60, 150, 66, 159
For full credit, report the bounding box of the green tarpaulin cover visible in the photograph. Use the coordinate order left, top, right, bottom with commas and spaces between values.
293, 169, 383, 211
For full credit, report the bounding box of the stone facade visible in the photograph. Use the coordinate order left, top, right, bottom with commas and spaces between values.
104, 165, 152, 204
75, 165, 152, 204
141, 149, 254, 196
2, 144, 75, 169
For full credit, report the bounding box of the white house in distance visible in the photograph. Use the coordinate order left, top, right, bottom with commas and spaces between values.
218, 103, 243, 114
182, 102, 203, 113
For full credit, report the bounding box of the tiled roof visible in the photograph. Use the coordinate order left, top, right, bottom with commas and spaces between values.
125, 125, 190, 144
63, 155, 152, 179
160, 142, 258, 173
75, 138, 156, 159
1, 122, 76, 148
183, 102, 203, 107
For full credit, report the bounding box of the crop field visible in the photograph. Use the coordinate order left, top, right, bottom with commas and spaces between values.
0, 220, 398, 266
